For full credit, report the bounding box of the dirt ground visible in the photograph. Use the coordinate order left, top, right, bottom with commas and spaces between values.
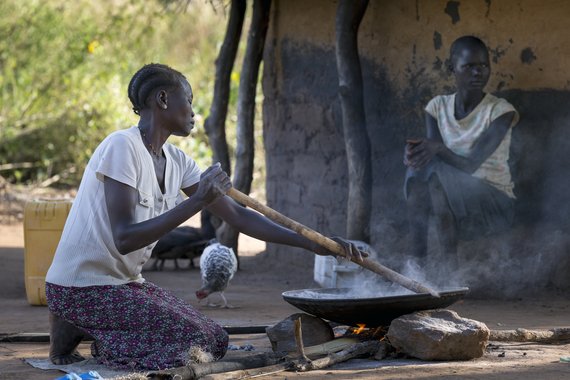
1, 218, 570, 379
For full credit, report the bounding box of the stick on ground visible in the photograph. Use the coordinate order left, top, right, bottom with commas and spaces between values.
490, 328, 570, 343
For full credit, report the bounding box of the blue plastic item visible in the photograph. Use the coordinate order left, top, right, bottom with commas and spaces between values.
55, 371, 104, 380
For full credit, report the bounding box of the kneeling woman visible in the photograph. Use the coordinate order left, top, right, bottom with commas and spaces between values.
45, 63, 362, 370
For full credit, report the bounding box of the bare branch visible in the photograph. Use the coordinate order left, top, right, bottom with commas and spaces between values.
204, 0, 246, 175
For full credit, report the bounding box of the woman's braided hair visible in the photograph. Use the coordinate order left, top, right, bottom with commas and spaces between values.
127, 63, 187, 115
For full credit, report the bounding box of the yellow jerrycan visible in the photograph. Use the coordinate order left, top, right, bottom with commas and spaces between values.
23, 200, 72, 305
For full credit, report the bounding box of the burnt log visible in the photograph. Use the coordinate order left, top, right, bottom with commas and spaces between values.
335, 0, 371, 242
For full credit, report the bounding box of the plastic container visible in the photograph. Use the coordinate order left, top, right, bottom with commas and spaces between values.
313, 240, 378, 288
23, 200, 72, 306
313, 255, 361, 288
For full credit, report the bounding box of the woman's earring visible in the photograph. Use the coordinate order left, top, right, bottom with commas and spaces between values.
162, 104, 167, 110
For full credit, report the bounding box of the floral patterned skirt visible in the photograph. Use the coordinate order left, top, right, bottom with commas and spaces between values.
45, 281, 228, 370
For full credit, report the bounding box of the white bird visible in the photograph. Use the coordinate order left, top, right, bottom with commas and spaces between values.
195, 242, 238, 308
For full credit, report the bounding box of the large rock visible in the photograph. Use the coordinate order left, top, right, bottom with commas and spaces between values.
386, 309, 490, 360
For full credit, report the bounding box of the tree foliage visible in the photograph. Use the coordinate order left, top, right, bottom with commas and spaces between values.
0, 0, 239, 186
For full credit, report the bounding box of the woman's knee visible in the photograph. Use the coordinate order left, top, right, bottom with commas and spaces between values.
428, 176, 450, 210
406, 179, 430, 211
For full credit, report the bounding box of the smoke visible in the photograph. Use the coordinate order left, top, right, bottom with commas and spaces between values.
361, 224, 569, 298
319, 224, 569, 299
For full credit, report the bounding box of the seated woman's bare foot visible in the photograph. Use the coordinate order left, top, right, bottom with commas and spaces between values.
49, 312, 88, 365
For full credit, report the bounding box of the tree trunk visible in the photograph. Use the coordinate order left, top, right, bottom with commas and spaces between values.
233, 0, 271, 194
204, 0, 246, 176
335, 0, 371, 242
219, 0, 272, 253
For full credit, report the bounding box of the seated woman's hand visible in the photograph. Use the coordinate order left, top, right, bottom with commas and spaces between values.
404, 138, 443, 169
312, 237, 368, 263
404, 139, 421, 167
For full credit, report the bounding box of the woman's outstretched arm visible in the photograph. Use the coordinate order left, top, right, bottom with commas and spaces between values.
183, 186, 365, 260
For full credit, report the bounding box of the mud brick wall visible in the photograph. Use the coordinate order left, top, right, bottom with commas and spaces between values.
261, 0, 570, 290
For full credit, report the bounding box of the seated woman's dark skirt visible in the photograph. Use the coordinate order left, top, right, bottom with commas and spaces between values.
405, 159, 515, 241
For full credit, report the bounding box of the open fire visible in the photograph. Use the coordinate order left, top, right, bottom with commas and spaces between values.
342, 323, 388, 342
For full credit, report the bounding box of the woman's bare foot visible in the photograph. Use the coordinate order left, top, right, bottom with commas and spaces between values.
49, 312, 88, 365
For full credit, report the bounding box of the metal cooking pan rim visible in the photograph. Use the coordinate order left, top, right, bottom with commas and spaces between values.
282, 286, 470, 305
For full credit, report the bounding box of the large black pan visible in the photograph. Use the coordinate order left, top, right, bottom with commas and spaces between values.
282, 287, 469, 327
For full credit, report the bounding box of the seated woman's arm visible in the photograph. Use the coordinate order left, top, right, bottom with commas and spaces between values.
405, 111, 515, 173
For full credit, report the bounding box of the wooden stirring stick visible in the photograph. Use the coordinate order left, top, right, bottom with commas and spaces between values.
227, 188, 440, 297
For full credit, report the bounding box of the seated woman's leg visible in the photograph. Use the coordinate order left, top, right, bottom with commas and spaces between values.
405, 177, 431, 266
428, 175, 459, 269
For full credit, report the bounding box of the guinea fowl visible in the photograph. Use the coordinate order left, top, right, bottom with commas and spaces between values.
195, 242, 238, 308
150, 210, 216, 270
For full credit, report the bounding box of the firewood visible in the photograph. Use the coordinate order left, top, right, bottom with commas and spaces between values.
202, 340, 382, 379
146, 353, 283, 380
294, 317, 310, 362
146, 338, 374, 379
200, 362, 293, 380
295, 340, 381, 372
303, 337, 360, 357
490, 328, 570, 343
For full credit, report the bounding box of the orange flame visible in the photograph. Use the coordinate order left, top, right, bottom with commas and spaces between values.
354, 323, 366, 334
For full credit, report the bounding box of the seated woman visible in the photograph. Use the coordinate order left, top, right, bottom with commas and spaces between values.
45, 63, 363, 371
404, 35, 519, 269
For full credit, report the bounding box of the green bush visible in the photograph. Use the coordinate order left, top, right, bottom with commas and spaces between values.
0, 0, 242, 186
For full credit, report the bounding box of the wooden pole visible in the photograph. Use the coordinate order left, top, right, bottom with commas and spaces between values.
335, 0, 372, 242
227, 188, 439, 297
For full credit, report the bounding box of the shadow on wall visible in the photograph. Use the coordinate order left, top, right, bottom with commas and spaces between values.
361, 88, 570, 297
503, 89, 570, 228
445, 89, 570, 296
262, 38, 570, 293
